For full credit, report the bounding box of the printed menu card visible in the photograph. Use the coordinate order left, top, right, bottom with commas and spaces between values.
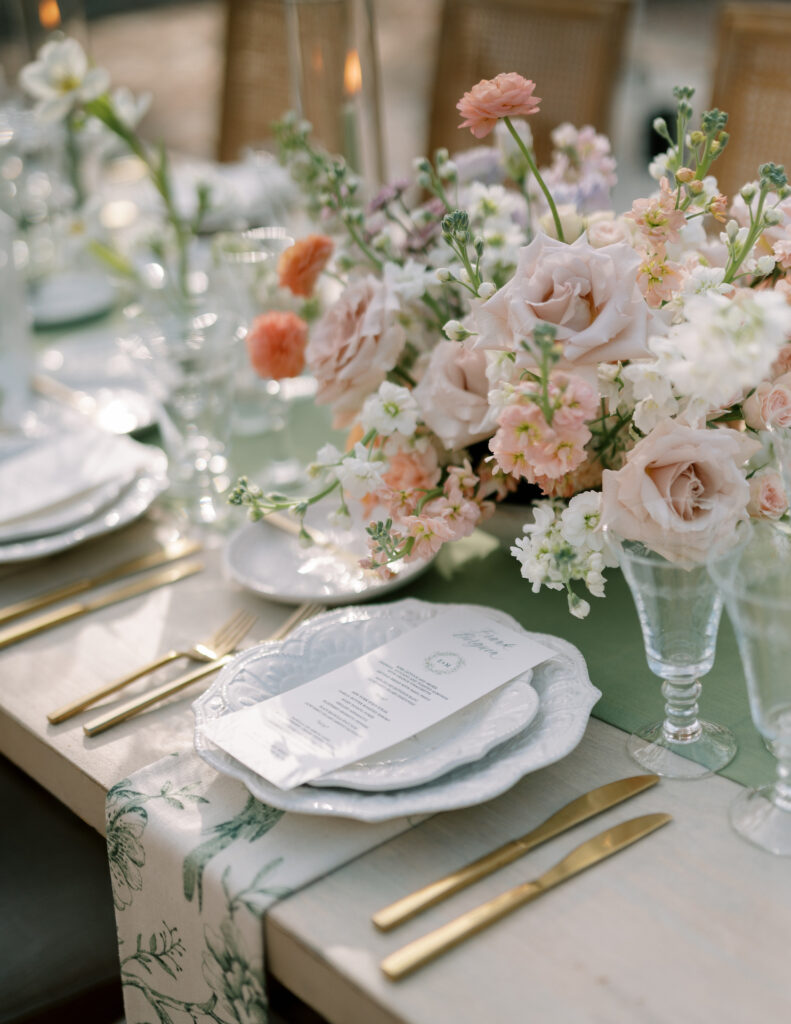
201, 609, 554, 790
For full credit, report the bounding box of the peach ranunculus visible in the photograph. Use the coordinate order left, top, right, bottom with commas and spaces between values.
457, 73, 540, 140
306, 276, 406, 428
601, 419, 760, 563
412, 339, 497, 449
747, 470, 788, 520
245, 311, 308, 379
742, 372, 791, 430
472, 233, 654, 365
277, 234, 334, 297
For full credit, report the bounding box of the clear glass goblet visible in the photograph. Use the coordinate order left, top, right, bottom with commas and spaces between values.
211, 226, 303, 489
617, 539, 737, 779
121, 285, 244, 527
709, 521, 791, 854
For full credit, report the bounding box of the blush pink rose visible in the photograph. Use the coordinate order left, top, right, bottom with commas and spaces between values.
472, 233, 654, 365
601, 419, 760, 563
457, 73, 540, 139
413, 339, 497, 449
306, 276, 406, 428
747, 470, 788, 520
742, 373, 791, 430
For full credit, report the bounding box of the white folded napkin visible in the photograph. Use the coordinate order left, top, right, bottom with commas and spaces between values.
0, 427, 151, 539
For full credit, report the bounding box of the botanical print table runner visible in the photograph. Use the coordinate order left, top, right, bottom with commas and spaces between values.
107, 750, 416, 1023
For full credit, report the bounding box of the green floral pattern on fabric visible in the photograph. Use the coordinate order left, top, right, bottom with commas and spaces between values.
108, 750, 415, 1023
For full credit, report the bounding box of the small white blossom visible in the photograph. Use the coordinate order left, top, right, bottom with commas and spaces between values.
478, 281, 496, 300
315, 443, 342, 466
20, 38, 110, 122
328, 505, 352, 528
360, 382, 419, 437
510, 497, 616, 617
335, 444, 385, 498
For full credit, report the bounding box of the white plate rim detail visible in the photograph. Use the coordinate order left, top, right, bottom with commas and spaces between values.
193, 598, 601, 821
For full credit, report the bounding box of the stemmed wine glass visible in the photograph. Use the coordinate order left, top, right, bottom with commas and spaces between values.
615, 537, 737, 779
709, 521, 791, 854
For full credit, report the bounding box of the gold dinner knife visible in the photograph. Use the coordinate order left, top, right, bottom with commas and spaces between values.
381, 812, 672, 980
373, 774, 659, 931
0, 537, 202, 627
0, 559, 204, 650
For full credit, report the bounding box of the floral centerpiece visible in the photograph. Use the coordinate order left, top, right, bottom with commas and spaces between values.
219, 76, 791, 612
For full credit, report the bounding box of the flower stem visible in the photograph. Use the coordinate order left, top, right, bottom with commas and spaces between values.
65, 112, 84, 208
503, 116, 564, 242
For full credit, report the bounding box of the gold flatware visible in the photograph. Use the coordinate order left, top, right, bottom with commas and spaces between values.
0, 559, 203, 651
0, 537, 201, 627
83, 601, 326, 736
372, 774, 660, 931
48, 609, 257, 724
380, 812, 672, 981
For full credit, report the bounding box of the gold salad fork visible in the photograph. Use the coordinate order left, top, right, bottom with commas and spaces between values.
48, 608, 258, 724
82, 601, 326, 736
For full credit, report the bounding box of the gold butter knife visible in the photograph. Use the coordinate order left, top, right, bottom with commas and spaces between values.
381, 812, 672, 981
0, 559, 203, 651
373, 774, 659, 931
0, 537, 202, 627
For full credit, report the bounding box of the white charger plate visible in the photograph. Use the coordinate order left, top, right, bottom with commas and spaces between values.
0, 474, 131, 544
193, 599, 601, 821
224, 519, 436, 607
30, 271, 116, 329
0, 444, 168, 562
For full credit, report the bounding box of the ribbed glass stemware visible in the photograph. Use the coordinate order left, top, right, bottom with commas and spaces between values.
710, 521, 791, 854
617, 539, 737, 779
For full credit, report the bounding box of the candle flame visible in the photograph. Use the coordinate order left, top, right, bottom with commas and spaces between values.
344, 49, 362, 97
38, 0, 61, 29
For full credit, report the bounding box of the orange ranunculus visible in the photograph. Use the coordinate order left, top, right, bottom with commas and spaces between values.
245, 311, 308, 379
277, 234, 334, 297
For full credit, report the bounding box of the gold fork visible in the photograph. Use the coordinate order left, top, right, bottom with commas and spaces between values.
48, 608, 258, 724
82, 601, 326, 737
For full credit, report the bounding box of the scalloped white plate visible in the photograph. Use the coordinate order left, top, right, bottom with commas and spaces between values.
224, 519, 436, 607
193, 599, 600, 821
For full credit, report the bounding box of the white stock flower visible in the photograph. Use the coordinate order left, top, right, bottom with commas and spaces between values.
621, 360, 678, 431
19, 38, 109, 122
335, 444, 385, 498
510, 496, 615, 617
559, 492, 606, 550
680, 264, 730, 298
360, 382, 419, 437
648, 291, 791, 408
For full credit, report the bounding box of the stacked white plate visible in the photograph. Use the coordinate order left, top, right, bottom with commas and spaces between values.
194, 599, 601, 822
0, 425, 168, 562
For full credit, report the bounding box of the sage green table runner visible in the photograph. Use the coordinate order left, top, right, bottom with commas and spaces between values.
403, 529, 773, 790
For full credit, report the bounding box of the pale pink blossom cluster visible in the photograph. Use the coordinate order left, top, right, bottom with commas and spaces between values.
361, 460, 491, 575
489, 373, 599, 488
626, 178, 688, 308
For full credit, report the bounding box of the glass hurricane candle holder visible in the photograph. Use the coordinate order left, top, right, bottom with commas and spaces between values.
710, 521, 791, 854
616, 538, 737, 779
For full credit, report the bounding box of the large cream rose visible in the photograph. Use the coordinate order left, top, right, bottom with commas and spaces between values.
472, 233, 654, 364
306, 276, 406, 427
413, 339, 497, 449
601, 420, 760, 563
